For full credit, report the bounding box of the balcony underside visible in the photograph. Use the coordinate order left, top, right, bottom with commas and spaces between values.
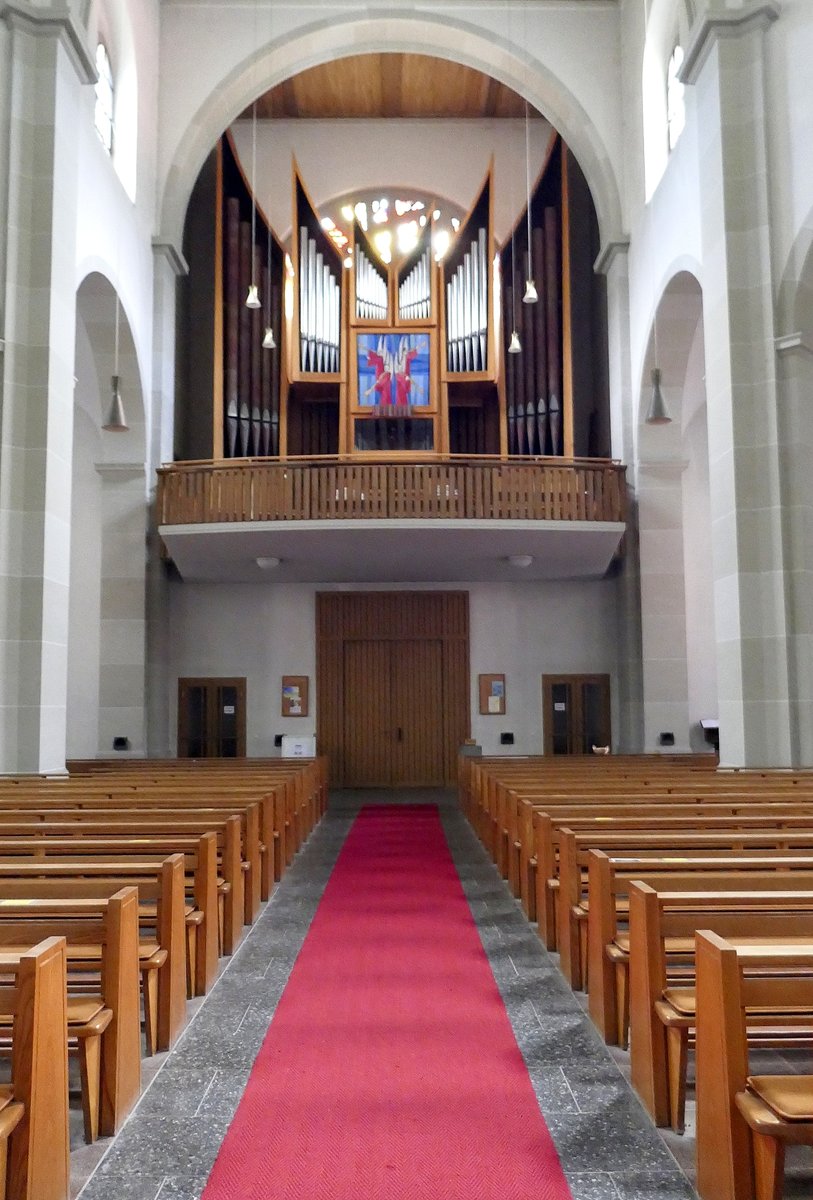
160, 518, 625, 584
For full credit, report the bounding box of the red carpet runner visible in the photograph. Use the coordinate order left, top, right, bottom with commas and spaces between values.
202, 805, 573, 1199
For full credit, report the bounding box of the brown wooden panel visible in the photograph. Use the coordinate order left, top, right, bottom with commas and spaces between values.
391, 641, 445, 785
316, 590, 470, 786
250, 55, 532, 121
342, 641, 392, 786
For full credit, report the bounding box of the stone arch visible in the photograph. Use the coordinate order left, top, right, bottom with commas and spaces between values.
774, 211, 813, 764
68, 272, 147, 758
157, 12, 624, 257
635, 269, 716, 753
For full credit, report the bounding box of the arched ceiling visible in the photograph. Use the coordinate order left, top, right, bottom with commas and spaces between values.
242, 54, 538, 121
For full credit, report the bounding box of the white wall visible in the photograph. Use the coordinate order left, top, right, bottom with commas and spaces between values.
74, 0, 159, 471
230, 118, 554, 246
766, 0, 813, 312
167, 579, 619, 759
156, 2, 624, 253
67, 331, 103, 758
469, 581, 619, 754
681, 323, 717, 751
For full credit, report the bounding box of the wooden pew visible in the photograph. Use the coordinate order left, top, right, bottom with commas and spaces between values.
0, 835, 219, 997
626, 884, 813, 1132
695, 933, 813, 1200
0, 815, 243, 956
527, 803, 813, 937
0, 890, 142, 1142
587, 851, 813, 1044
516, 798, 813, 915
0, 814, 247, 952
1, 937, 69, 1200
0, 858, 186, 1054
556, 828, 813, 990
0, 791, 272, 905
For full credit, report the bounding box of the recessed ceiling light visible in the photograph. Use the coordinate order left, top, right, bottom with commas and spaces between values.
506, 554, 533, 568
255, 556, 281, 570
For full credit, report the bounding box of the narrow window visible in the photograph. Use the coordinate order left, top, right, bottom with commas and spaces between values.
667, 44, 685, 152
94, 42, 114, 155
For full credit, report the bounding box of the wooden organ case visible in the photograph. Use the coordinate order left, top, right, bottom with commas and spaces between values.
177, 135, 610, 464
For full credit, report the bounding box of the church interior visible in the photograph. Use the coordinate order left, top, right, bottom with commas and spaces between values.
3, 0, 813, 1197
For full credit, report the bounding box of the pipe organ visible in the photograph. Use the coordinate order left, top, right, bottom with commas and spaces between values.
180, 133, 610, 464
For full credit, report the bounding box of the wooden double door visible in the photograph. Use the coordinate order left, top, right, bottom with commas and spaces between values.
542, 673, 611, 755
317, 592, 469, 787
342, 639, 445, 787
178, 678, 246, 758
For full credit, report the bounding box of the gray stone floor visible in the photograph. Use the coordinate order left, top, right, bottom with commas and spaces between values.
75, 790, 706, 1200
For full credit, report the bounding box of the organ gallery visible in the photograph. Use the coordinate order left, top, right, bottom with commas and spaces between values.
178, 131, 611, 464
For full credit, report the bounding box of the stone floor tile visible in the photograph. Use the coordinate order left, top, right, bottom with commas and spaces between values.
77, 791, 705, 1200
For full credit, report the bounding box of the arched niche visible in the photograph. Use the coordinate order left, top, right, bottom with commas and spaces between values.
636, 269, 716, 753
774, 213, 813, 763
69, 272, 147, 759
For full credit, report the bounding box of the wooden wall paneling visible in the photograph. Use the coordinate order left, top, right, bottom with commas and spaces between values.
250, 243, 262, 456
316, 591, 470, 786
544, 206, 562, 456
391, 640, 445, 785
441, 591, 471, 782
561, 149, 574, 458
343, 641, 392, 786
315, 596, 342, 778
238, 219, 252, 456
260, 260, 271, 455
225, 197, 240, 458
270, 279, 281, 454
213, 145, 225, 460
532, 224, 548, 455
522, 260, 537, 454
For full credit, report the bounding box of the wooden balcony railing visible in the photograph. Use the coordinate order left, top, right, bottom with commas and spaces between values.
157, 457, 627, 527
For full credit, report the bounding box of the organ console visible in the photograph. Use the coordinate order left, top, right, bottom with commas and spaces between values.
182, 131, 609, 464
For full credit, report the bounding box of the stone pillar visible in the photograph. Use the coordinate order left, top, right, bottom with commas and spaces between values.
97, 464, 147, 757
145, 241, 187, 757
636, 454, 692, 753
597, 240, 644, 752
0, 3, 94, 772
683, 0, 791, 766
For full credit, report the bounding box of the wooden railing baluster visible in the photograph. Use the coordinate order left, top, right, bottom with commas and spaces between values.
155, 459, 626, 528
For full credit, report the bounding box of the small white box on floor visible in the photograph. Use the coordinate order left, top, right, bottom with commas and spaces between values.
281, 735, 316, 758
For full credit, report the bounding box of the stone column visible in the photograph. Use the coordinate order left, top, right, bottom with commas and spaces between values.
0, 3, 94, 772
636, 453, 692, 753
97, 463, 148, 756
683, 0, 791, 766
145, 240, 187, 757
597, 240, 645, 752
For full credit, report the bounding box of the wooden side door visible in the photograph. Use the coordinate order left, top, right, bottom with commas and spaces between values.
542, 674, 610, 755
178, 678, 246, 758
342, 641, 393, 786
391, 639, 445, 786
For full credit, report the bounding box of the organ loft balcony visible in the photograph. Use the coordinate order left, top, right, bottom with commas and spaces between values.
157, 455, 627, 583
163, 137, 627, 583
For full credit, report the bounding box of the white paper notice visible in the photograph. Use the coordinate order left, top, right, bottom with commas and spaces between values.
488, 696, 501, 713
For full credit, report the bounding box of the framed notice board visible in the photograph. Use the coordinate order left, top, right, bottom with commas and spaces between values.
281, 676, 309, 718
478, 674, 506, 715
